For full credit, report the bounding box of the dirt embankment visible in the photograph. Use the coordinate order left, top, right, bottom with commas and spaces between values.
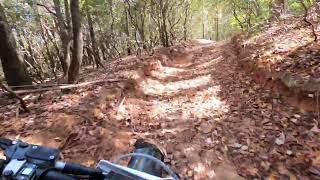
230, 18, 320, 113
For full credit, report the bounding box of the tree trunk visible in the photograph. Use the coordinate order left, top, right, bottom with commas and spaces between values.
53, 0, 71, 77
252, 0, 262, 16
316, 0, 320, 15
96, 18, 108, 60
87, 10, 104, 68
124, 9, 132, 55
159, 0, 169, 47
215, 15, 219, 41
68, 0, 83, 83
16, 30, 43, 81
45, 23, 62, 66
107, 0, 115, 35
284, 0, 288, 15
64, 0, 71, 31
32, 3, 57, 78
233, 7, 244, 29
272, 0, 288, 18
183, 2, 190, 41
0, 4, 32, 87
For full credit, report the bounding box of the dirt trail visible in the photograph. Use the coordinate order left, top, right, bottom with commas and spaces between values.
96, 40, 319, 179
0, 40, 319, 179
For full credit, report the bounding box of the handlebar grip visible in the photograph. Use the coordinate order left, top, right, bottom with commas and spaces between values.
63, 162, 103, 177
39, 170, 77, 180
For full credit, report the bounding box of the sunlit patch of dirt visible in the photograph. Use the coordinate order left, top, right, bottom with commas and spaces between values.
150, 66, 187, 80
141, 75, 212, 97
150, 85, 228, 120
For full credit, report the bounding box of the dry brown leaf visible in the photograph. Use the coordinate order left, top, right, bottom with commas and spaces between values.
275, 132, 286, 145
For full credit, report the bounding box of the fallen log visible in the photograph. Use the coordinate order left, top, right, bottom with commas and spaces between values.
0, 79, 124, 95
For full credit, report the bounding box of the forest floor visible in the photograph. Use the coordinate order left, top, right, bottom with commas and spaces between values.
1, 18, 320, 179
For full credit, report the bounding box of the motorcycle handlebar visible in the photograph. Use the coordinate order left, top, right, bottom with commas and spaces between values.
39, 170, 77, 180
59, 162, 104, 177
0, 138, 171, 180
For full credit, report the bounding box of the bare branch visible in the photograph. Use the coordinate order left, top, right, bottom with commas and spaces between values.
299, 0, 317, 41
36, 3, 58, 17
0, 83, 29, 112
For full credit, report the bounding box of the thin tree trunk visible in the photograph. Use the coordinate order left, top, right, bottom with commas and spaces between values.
45, 24, 62, 66
87, 9, 104, 68
107, 0, 115, 35
64, 0, 71, 31
32, 4, 57, 78
272, 0, 288, 18
158, 0, 169, 47
124, 9, 132, 55
0, 4, 32, 87
284, 0, 288, 15
215, 15, 219, 41
300, 0, 318, 41
53, 0, 71, 77
68, 0, 83, 83
183, 2, 190, 41
316, 0, 320, 15
96, 18, 108, 60
85, 45, 94, 66
100, 43, 108, 60
16, 30, 32, 65
16, 30, 43, 81
252, 0, 262, 16
233, 7, 244, 29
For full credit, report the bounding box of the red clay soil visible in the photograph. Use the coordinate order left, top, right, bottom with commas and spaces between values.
0, 38, 319, 179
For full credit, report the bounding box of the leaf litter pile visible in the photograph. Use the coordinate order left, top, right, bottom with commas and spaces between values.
1, 20, 320, 179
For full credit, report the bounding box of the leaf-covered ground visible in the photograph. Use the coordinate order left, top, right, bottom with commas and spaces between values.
1, 23, 320, 179
233, 18, 320, 113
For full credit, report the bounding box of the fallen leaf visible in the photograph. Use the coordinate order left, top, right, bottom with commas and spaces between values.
261, 161, 271, 171
54, 137, 62, 142
310, 125, 320, 133
278, 164, 289, 175
286, 150, 293, 156
309, 166, 320, 176
92, 108, 104, 120
275, 132, 286, 145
